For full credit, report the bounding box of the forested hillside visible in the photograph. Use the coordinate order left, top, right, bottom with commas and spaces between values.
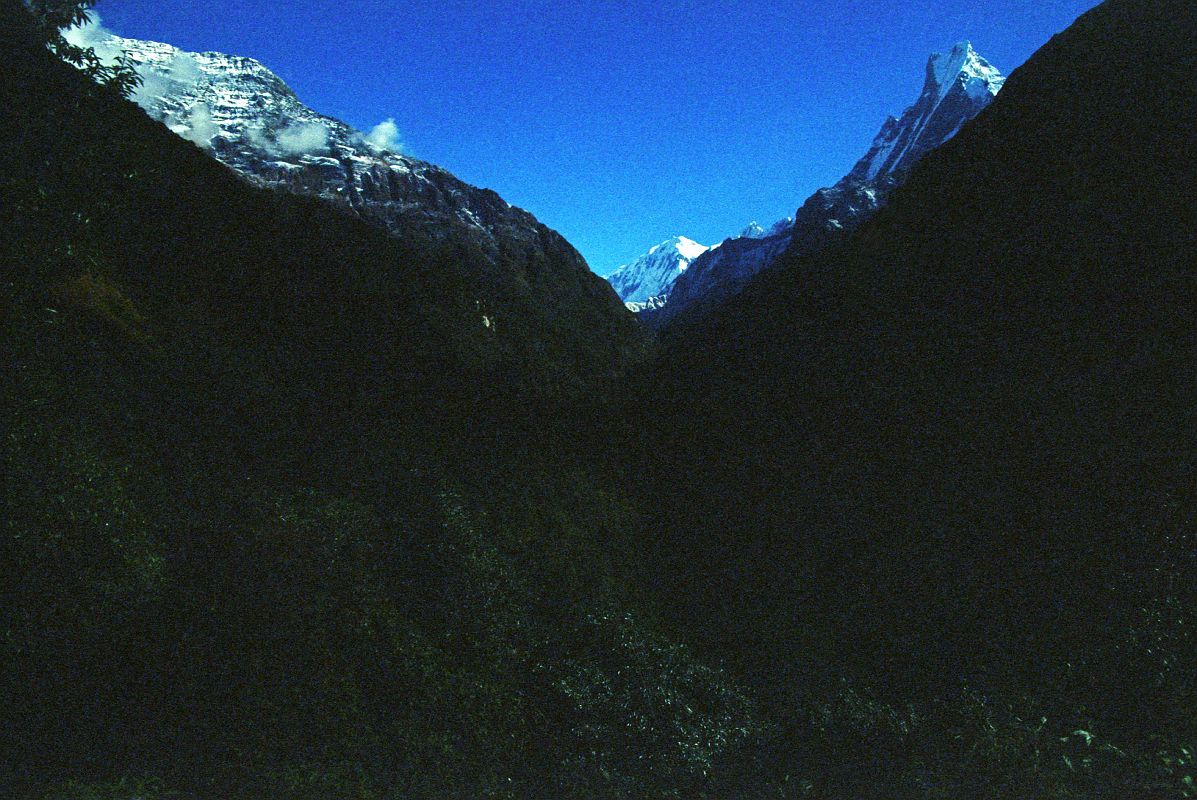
0, 3, 760, 797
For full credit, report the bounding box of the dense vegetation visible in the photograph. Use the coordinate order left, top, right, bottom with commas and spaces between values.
2, 0, 1195, 797
0, 3, 760, 797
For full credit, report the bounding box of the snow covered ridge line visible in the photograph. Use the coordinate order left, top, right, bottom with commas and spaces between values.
844, 40, 1004, 184
60, 17, 597, 268
64, 22, 387, 156
110, 36, 403, 158
738, 219, 794, 240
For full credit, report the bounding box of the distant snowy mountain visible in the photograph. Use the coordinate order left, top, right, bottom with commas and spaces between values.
641, 41, 1004, 329
604, 236, 711, 312
605, 222, 794, 310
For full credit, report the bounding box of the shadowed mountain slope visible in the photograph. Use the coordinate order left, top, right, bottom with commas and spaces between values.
5, 0, 1197, 796
635, 0, 1196, 791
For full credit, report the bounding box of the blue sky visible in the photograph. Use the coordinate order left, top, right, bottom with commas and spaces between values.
95, 0, 1101, 275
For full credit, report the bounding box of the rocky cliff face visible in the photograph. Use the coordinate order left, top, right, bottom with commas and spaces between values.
641, 42, 1003, 330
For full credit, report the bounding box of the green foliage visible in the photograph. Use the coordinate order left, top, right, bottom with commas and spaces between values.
265, 762, 377, 800
1, 414, 165, 625
549, 609, 763, 797
23, 0, 141, 96
41, 776, 173, 800
52, 272, 155, 346
769, 683, 1185, 799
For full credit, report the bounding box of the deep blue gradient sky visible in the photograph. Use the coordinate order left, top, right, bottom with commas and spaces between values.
95, 0, 1101, 275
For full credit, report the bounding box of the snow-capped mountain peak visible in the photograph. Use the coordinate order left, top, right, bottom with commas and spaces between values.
845, 41, 1005, 184
632, 42, 1004, 327
653, 235, 708, 261
605, 235, 710, 310
929, 41, 1004, 102
738, 221, 768, 239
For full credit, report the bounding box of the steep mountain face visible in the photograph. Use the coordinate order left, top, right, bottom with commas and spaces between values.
74, 27, 643, 377
842, 41, 1004, 183
635, 0, 1197, 792
604, 235, 710, 312
9, 0, 1197, 796
645, 41, 1003, 330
